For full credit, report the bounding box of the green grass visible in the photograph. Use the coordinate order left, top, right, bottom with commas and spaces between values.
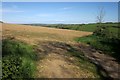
77, 24, 97, 32
108, 27, 119, 37
25, 23, 119, 32
75, 35, 120, 62
75, 35, 113, 53
74, 23, 118, 32
75, 35, 97, 44
2, 39, 37, 79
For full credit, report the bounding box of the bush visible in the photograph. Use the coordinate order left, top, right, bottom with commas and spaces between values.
77, 26, 120, 62
93, 26, 110, 38
2, 54, 22, 79
2, 39, 37, 79
89, 40, 113, 53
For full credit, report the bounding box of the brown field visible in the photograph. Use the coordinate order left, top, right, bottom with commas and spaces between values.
2, 23, 100, 78
2, 23, 92, 44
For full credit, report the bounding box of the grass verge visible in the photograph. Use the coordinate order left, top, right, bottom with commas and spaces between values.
2, 38, 37, 79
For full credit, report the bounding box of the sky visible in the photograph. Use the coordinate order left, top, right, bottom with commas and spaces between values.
2, 0, 120, 2
1, 2, 118, 24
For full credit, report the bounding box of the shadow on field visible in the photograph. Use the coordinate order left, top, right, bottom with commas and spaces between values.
77, 44, 120, 79
35, 41, 116, 79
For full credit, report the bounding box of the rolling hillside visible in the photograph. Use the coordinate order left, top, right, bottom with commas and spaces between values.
2, 23, 92, 44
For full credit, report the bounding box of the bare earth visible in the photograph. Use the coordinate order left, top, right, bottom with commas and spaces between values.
76, 43, 120, 79
35, 42, 99, 78
37, 53, 90, 78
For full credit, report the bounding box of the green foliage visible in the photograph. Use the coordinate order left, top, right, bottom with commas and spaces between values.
93, 23, 119, 38
92, 24, 120, 61
2, 54, 22, 79
75, 34, 120, 62
90, 40, 113, 52
75, 35, 112, 52
75, 35, 97, 44
24, 23, 118, 32
2, 39, 37, 79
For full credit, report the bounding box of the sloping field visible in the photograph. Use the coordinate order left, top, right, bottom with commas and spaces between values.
2, 23, 100, 78
2, 23, 92, 44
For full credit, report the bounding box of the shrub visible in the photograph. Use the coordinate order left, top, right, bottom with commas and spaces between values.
2, 54, 22, 79
2, 39, 37, 79
75, 34, 120, 62
93, 26, 110, 38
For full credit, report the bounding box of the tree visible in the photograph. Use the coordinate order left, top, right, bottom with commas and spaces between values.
96, 7, 105, 24
94, 7, 106, 36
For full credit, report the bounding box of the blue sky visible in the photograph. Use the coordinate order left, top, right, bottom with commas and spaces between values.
1, 2, 118, 24
2, 0, 120, 2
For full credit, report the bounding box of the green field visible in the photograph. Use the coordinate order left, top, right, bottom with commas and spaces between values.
24, 23, 119, 32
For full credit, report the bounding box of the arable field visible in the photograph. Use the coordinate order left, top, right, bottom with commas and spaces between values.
2, 23, 92, 44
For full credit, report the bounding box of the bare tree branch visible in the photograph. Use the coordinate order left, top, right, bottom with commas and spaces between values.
96, 7, 105, 24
